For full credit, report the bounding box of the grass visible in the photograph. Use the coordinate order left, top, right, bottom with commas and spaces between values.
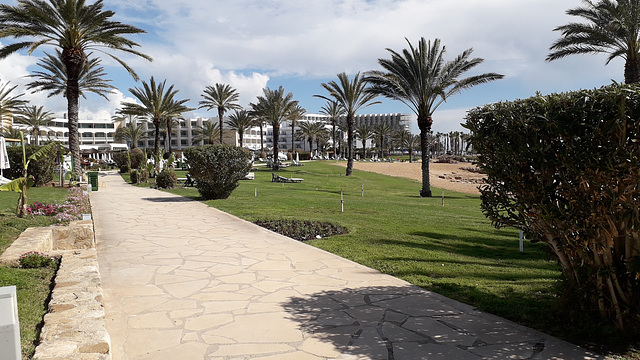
164, 162, 561, 331
0, 186, 68, 359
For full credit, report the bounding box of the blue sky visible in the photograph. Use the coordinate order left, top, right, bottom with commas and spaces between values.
0, 0, 625, 134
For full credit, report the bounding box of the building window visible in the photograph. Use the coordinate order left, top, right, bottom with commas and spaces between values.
181, 139, 187, 145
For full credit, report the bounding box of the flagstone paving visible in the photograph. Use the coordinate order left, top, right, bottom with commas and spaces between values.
91, 171, 602, 360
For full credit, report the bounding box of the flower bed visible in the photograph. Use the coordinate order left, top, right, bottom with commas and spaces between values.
27, 187, 91, 225
254, 219, 348, 241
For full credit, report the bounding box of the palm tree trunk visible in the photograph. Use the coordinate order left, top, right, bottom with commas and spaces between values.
259, 122, 264, 153
625, 56, 640, 84
419, 114, 432, 197
67, 80, 81, 180
239, 129, 244, 148
332, 121, 337, 159
273, 124, 280, 170
291, 121, 295, 152
153, 120, 161, 156
166, 118, 173, 155
346, 114, 354, 176
362, 139, 366, 160
218, 108, 224, 144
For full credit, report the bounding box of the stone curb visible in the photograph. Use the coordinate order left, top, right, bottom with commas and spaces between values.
33, 249, 112, 360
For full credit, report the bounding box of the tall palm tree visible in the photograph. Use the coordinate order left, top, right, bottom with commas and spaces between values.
26, 50, 115, 100
251, 116, 266, 154
226, 109, 254, 148
547, 0, 640, 84
120, 77, 192, 158
250, 86, 299, 170
366, 37, 503, 196
199, 83, 242, 145
191, 120, 219, 145
0, 0, 152, 178
114, 117, 146, 149
405, 134, 420, 163
355, 123, 373, 160
373, 122, 393, 158
316, 72, 380, 176
394, 128, 412, 154
0, 81, 27, 127
287, 104, 306, 152
15, 105, 54, 145
162, 114, 183, 154
297, 120, 326, 153
320, 100, 345, 159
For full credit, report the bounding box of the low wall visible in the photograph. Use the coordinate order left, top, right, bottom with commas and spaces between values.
0, 219, 112, 360
0, 220, 94, 267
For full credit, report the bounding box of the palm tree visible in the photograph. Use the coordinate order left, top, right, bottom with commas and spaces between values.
0, 81, 27, 127
226, 109, 254, 148
14, 105, 54, 145
405, 134, 420, 162
0, 125, 23, 143
394, 128, 412, 155
26, 50, 115, 100
162, 114, 182, 154
249, 86, 299, 170
0, 0, 152, 178
251, 116, 266, 154
355, 124, 373, 159
287, 105, 306, 152
191, 120, 220, 145
316, 72, 380, 176
199, 83, 242, 145
297, 120, 326, 153
319, 100, 345, 159
373, 122, 393, 158
114, 117, 146, 149
547, 0, 640, 84
120, 77, 192, 158
366, 37, 503, 196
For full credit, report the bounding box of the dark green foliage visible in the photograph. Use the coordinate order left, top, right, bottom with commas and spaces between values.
254, 219, 348, 241
156, 169, 177, 189
465, 82, 640, 335
18, 251, 55, 268
119, 164, 130, 173
129, 148, 145, 169
184, 144, 251, 199
112, 151, 128, 168
5, 145, 56, 186
129, 170, 139, 184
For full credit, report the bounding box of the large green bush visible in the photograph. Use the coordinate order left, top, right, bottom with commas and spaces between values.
5, 145, 56, 186
112, 151, 129, 168
184, 144, 251, 199
155, 169, 177, 189
465, 83, 640, 335
129, 148, 145, 169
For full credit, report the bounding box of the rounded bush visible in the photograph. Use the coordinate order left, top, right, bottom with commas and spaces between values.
184, 144, 251, 200
129, 148, 145, 169
5, 145, 56, 186
119, 164, 130, 173
156, 169, 177, 189
19, 251, 54, 268
130, 170, 139, 184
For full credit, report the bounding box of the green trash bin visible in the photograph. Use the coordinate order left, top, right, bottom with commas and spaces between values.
88, 171, 98, 191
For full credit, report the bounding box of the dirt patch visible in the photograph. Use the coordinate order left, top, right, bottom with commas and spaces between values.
335, 161, 484, 195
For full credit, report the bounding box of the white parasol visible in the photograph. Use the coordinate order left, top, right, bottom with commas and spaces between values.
0, 137, 10, 184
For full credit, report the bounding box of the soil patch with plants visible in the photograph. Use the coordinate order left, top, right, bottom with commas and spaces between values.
254, 218, 348, 241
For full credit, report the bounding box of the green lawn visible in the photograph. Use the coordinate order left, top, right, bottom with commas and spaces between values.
165, 162, 561, 334
0, 186, 67, 359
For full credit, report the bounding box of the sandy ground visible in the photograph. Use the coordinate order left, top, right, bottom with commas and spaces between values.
336, 160, 484, 195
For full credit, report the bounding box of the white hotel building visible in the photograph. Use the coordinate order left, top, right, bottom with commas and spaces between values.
11, 112, 410, 156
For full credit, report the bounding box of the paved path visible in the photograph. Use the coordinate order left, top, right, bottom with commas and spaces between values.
91, 172, 600, 360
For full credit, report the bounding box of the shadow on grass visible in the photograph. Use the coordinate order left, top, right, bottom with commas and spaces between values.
141, 196, 197, 203
280, 285, 592, 360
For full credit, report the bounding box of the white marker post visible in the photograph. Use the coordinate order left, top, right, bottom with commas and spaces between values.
519, 230, 524, 252
254, 186, 257, 197
361, 184, 364, 197
341, 188, 344, 213
442, 191, 445, 206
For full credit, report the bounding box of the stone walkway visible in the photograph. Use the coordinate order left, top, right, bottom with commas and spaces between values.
91, 172, 601, 360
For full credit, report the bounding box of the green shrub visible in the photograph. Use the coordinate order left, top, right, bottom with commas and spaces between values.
5, 145, 56, 186
130, 170, 139, 184
184, 144, 251, 200
129, 148, 145, 169
119, 164, 130, 173
465, 83, 640, 335
19, 251, 54, 268
112, 151, 129, 168
138, 167, 149, 183
156, 169, 177, 189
